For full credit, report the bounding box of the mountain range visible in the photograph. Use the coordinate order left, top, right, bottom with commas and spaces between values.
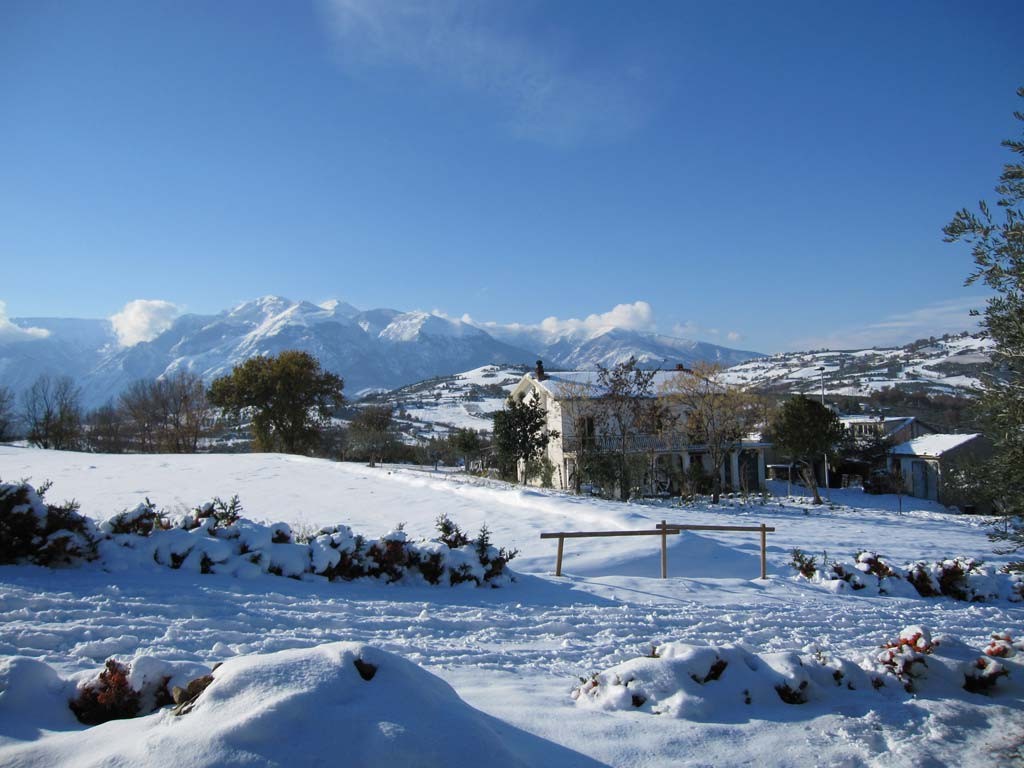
2, 296, 762, 407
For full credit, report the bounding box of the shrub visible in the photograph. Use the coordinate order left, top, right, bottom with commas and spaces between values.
102, 499, 164, 536
435, 514, 469, 548
789, 548, 817, 579
69, 659, 141, 725
876, 626, 935, 691
474, 524, 518, 584
191, 495, 243, 528
0, 480, 97, 566
963, 656, 1008, 694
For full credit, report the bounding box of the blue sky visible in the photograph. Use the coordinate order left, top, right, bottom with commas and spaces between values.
1, 0, 1021, 352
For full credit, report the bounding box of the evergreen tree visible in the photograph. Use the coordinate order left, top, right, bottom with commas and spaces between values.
769, 396, 845, 504
348, 405, 396, 466
492, 393, 558, 483
208, 350, 344, 455
944, 86, 1024, 554
451, 428, 483, 470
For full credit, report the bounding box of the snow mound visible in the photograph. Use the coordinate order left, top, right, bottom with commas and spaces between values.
572, 632, 1023, 723
1, 643, 534, 767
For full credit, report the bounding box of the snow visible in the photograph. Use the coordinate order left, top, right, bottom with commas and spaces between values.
891, 433, 981, 457
719, 332, 991, 397
0, 446, 1022, 766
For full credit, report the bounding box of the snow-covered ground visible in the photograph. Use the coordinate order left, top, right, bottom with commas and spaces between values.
1, 446, 1022, 766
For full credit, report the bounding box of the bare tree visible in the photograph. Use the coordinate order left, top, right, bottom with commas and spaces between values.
591, 358, 671, 501
159, 370, 209, 452
22, 375, 83, 450
0, 385, 15, 442
661, 362, 758, 503
118, 371, 210, 453
119, 379, 159, 452
85, 401, 126, 453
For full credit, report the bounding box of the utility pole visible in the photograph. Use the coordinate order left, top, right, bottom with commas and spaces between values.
816, 366, 830, 500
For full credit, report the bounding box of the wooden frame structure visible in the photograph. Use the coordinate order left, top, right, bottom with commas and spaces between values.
540, 520, 775, 579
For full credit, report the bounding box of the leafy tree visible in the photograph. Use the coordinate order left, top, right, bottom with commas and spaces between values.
492, 393, 558, 483
22, 374, 83, 450
208, 351, 344, 455
348, 405, 396, 466
944, 86, 1024, 556
769, 396, 845, 504
662, 362, 758, 502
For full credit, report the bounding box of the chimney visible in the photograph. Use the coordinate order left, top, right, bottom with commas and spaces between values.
535, 360, 548, 381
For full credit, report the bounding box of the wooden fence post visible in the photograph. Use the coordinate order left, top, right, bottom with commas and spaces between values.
759, 523, 767, 580
660, 520, 667, 579
555, 536, 565, 577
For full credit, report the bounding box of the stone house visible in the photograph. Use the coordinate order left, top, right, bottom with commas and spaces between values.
507, 362, 769, 495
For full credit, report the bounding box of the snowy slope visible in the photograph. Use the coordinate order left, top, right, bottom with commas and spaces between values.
0, 447, 1021, 767
721, 332, 994, 397
367, 364, 526, 438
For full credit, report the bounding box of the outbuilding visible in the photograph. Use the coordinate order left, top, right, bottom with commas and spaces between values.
888, 433, 990, 507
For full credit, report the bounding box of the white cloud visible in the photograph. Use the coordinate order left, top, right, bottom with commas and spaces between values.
320, 0, 650, 144
726, 331, 741, 342
538, 301, 655, 336
464, 301, 656, 338
0, 300, 49, 343
789, 296, 986, 350
110, 299, 181, 347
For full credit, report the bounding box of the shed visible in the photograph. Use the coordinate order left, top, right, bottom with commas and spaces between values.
888, 433, 990, 507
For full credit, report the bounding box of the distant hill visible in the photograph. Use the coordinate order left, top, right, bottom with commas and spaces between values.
720, 332, 993, 398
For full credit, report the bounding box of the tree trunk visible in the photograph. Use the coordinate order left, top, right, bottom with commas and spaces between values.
800, 464, 823, 505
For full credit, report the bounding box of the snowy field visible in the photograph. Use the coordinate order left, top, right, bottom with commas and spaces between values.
1, 446, 1022, 767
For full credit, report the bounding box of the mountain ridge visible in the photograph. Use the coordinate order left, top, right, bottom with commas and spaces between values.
2, 296, 763, 406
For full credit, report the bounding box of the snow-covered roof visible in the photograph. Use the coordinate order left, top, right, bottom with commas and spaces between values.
890, 433, 980, 457
839, 415, 913, 425
529, 370, 699, 399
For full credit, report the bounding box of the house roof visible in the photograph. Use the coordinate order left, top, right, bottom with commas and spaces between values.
840, 415, 914, 425
527, 370, 698, 399
890, 433, 980, 458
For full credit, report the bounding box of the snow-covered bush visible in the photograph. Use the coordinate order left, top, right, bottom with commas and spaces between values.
875, 626, 935, 691
984, 630, 1022, 658
0, 480, 97, 566
963, 655, 1008, 694
791, 548, 1022, 602
573, 625, 1019, 718
68, 656, 213, 725
100, 499, 165, 536
789, 548, 817, 579
69, 659, 142, 725
186, 495, 243, 529
91, 493, 517, 587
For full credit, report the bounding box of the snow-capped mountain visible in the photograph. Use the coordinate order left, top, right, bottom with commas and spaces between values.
483, 320, 760, 371
2, 296, 762, 407
720, 332, 994, 397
